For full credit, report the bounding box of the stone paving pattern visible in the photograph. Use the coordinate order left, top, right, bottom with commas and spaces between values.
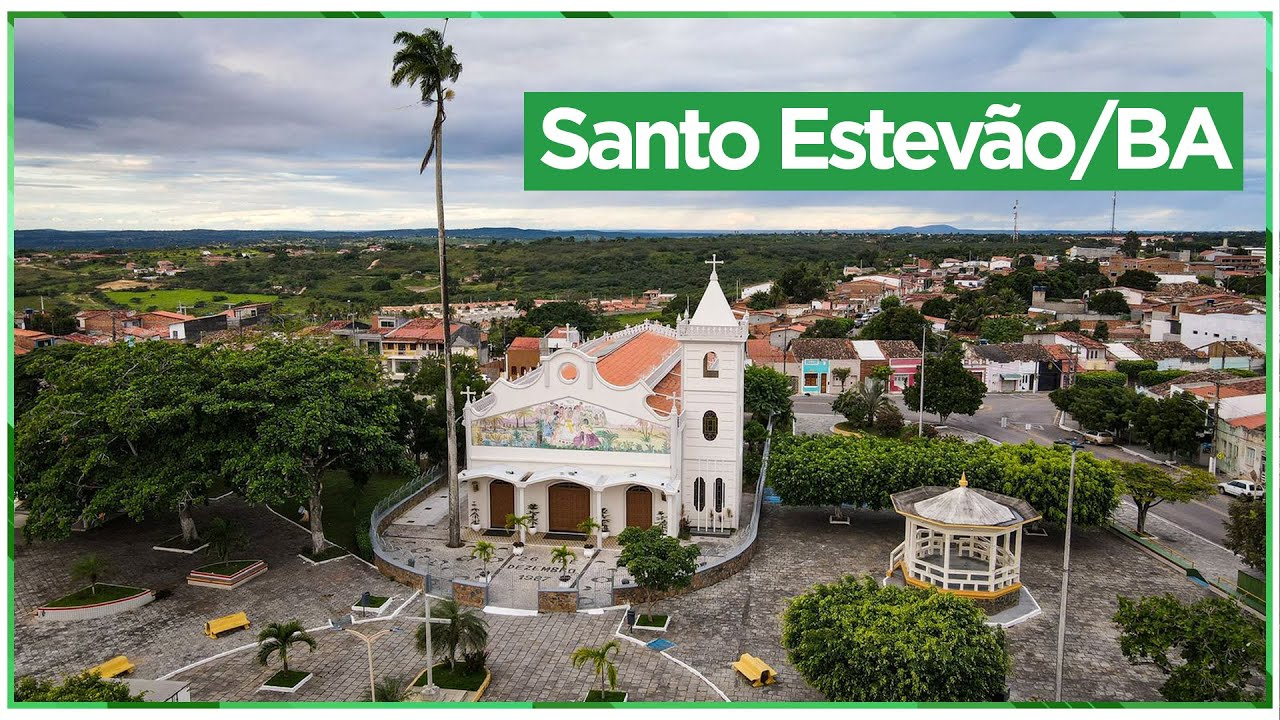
638, 504, 1214, 702
13, 496, 406, 683
15, 492, 1216, 702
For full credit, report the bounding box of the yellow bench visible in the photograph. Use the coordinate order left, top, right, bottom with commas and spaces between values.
88, 655, 135, 678
204, 611, 251, 639
732, 653, 777, 687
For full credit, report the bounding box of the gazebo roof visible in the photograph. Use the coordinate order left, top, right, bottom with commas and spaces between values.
891, 475, 1040, 528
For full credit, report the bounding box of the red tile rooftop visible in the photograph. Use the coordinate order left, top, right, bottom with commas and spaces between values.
591, 330, 680, 387
508, 337, 541, 351
1225, 413, 1266, 431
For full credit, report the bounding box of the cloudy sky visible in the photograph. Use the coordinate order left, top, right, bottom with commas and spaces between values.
12, 16, 1268, 232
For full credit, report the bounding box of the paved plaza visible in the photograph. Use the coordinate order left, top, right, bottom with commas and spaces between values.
14, 489, 1217, 702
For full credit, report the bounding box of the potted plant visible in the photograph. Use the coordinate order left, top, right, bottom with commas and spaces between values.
599, 508, 611, 539
469, 502, 482, 532
526, 503, 540, 531
577, 517, 601, 557
504, 513, 532, 555
551, 545, 576, 588
471, 541, 496, 584
655, 510, 668, 535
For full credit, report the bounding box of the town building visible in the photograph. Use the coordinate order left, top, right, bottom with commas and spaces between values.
461, 265, 748, 538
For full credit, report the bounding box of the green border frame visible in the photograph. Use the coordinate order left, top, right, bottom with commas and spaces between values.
4, 7, 1275, 710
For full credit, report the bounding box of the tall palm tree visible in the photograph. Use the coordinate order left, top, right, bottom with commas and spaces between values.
570, 639, 622, 695
391, 26, 464, 548
415, 599, 488, 669
256, 620, 317, 673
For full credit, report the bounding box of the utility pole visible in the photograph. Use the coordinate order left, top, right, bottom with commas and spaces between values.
1054, 443, 1080, 702
1110, 191, 1117, 238
1012, 198, 1020, 243
918, 321, 926, 437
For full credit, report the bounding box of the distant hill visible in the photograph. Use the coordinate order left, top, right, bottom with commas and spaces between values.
13, 226, 711, 250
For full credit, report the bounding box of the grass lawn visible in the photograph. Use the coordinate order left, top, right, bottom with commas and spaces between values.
635, 614, 669, 627
354, 595, 390, 608
194, 560, 260, 576
272, 470, 413, 558
414, 664, 487, 691
104, 289, 276, 313
44, 584, 146, 607
263, 670, 311, 688
585, 690, 627, 702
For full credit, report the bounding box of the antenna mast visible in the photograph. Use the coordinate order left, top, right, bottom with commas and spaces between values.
1012, 198, 1019, 243
1110, 191, 1117, 237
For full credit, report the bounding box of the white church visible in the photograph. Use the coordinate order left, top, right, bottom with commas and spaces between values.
461, 262, 748, 539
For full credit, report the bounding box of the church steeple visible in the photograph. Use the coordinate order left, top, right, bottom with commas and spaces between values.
689, 254, 738, 327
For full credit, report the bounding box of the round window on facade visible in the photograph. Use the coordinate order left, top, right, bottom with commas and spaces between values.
702, 411, 719, 441
559, 363, 579, 382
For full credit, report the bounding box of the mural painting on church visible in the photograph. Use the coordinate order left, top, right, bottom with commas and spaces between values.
472, 398, 670, 453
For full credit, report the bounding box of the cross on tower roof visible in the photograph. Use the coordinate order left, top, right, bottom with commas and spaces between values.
705, 254, 724, 278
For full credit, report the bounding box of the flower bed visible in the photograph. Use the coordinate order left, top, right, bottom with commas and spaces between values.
411, 663, 490, 700
351, 595, 392, 615
632, 614, 670, 632
187, 559, 267, 590
37, 584, 154, 621
258, 669, 312, 693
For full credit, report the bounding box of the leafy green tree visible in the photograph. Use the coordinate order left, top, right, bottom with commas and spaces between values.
1137, 369, 1188, 387
746, 291, 774, 310
977, 316, 1028, 344
1091, 322, 1110, 342
743, 364, 793, 422
1224, 275, 1264, 297
1116, 269, 1160, 291
1088, 290, 1130, 315
15, 342, 226, 543
1194, 275, 1217, 288
522, 301, 604, 336
615, 525, 701, 618
872, 402, 905, 437
216, 340, 412, 556
1050, 383, 1138, 435
1224, 498, 1265, 570
777, 263, 828, 303
1130, 393, 1208, 460
1117, 463, 1217, 535
403, 353, 489, 465
830, 366, 852, 392
800, 317, 855, 338
16, 672, 146, 702
781, 576, 1009, 702
767, 434, 1120, 526
903, 346, 986, 423
858, 304, 931, 343
570, 640, 622, 696
1121, 230, 1141, 258
256, 620, 317, 674
415, 599, 488, 669
832, 389, 871, 430
392, 25, 465, 549
879, 295, 901, 310
1114, 594, 1264, 701
919, 296, 954, 319
1114, 360, 1158, 385
1074, 371, 1127, 389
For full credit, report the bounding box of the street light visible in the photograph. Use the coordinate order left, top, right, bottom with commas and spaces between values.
1054, 439, 1081, 702
331, 614, 401, 701
418, 574, 452, 696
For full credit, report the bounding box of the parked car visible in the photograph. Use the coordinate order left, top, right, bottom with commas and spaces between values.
1081, 430, 1114, 445
1218, 480, 1264, 500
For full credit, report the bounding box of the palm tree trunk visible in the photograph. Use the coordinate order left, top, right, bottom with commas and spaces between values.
308, 475, 326, 556
435, 101, 462, 550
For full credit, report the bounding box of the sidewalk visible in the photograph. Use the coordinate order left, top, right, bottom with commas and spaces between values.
1111, 500, 1251, 591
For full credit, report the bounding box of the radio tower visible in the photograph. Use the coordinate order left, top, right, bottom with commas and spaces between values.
1012, 198, 1020, 243
1110, 191, 1117, 238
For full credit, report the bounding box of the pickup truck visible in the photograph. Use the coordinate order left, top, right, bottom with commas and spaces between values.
1218, 480, 1264, 500
1080, 430, 1114, 445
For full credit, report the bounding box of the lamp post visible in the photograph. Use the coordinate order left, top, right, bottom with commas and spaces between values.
419, 575, 452, 695
1054, 440, 1081, 702
331, 614, 399, 701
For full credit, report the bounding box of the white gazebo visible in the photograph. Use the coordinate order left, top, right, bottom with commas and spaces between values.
888, 474, 1041, 604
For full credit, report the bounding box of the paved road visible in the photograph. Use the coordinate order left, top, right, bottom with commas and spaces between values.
790, 391, 1232, 545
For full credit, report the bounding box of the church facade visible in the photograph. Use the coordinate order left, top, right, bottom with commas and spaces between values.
461, 266, 748, 539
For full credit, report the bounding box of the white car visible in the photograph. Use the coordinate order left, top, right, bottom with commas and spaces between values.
1218, 480, 1264, 500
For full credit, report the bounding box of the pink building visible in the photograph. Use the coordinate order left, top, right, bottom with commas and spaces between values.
877, 340, 923, 393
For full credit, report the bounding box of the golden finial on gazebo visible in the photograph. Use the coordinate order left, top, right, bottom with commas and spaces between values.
959, 472, 968, 487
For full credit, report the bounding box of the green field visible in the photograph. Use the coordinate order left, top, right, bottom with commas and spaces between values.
104, 289, 277, 313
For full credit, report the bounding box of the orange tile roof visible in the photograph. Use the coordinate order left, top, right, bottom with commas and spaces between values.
509, 336, 541, 351
142, 310, 196, 322
747, 338, 796, 364
14, 328, 53, 340
1185, 384, 1252, 400
1225, 413, 1266, 431
383, 317, 442, 341
646, 364, 683, 415
591, 330, 680, 387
